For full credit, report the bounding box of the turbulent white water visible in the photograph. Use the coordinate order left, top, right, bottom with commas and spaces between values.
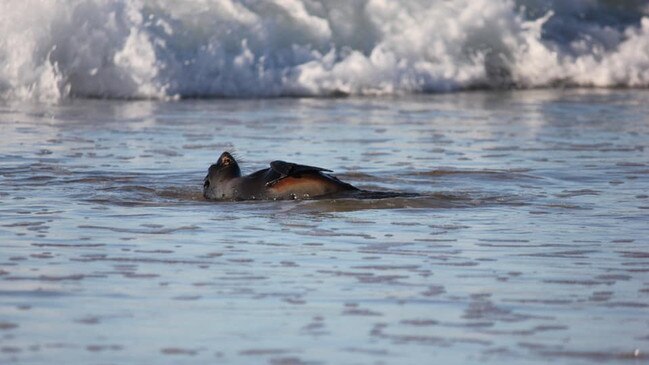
1, 0, 649, 100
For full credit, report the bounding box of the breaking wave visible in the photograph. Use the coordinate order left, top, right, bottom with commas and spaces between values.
1, 0, 649, 101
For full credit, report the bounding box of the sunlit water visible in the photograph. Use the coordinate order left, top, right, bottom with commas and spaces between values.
1, 90, 648, 364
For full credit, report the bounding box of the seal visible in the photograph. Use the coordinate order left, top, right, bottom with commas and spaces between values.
203, 152, 359, 201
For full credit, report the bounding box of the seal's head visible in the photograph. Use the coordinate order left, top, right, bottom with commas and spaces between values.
203, 151, 241, 200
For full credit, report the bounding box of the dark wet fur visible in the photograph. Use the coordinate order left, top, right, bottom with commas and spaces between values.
204, 152, 364, 200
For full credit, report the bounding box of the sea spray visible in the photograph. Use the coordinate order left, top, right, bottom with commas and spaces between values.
1, 0, 648, 101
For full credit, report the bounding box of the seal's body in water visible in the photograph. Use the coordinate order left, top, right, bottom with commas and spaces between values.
203, 152, 358, 201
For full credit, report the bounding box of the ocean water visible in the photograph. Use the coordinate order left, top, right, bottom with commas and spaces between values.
1, 89, 648, 364
2, 1, 649, 364
1, 0, 649, 100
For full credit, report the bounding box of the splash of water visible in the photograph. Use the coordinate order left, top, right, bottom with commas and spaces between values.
1, 0, 648, 101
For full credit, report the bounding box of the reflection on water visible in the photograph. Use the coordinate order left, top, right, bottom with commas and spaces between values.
1, 90, 648, 364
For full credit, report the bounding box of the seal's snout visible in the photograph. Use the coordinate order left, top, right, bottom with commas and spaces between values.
217, 152, 236, 168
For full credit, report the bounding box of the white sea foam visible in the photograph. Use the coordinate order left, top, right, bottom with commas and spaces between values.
1, 0, 648, 101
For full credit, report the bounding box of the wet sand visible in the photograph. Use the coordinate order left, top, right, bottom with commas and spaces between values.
0, 90, 648, 364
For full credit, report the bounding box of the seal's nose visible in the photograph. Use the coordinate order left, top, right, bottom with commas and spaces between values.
219, 153, 233, 166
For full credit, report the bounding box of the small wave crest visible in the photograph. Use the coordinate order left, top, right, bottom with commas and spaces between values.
2, 0, 648, 101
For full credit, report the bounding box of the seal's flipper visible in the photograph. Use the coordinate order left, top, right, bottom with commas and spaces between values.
270, 161, 332, 175
266, 160, 333, 187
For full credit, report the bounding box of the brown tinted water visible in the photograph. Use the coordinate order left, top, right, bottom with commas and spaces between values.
0, 90, 648, 364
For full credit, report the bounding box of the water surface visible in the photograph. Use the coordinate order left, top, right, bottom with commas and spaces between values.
1, 90, 648, 364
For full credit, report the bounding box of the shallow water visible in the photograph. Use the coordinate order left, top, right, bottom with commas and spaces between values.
1, 89, 648, 364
